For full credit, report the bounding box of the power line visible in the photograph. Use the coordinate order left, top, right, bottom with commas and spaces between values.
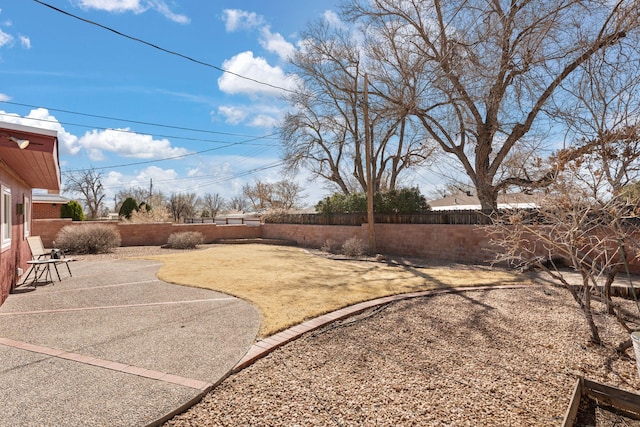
99, 160, 285, 193
61, 139, 264, 173
32, 0, 297, 95
175, 161, 285, 192
0, 111, 279, 147
0, 100, 276, 139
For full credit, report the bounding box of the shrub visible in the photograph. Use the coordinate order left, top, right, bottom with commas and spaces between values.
260, 209, 288, 223
119, 197, 139, 219
320, 239, 338, 254
342, 237, 365, 258
378, 187, 430, 214
316, 187, 429, 215
124, 204, 171, 223
55, 223, 121, 254
61, 200, 85, 221
166, 231, 204, 249
316, 193, 367, 215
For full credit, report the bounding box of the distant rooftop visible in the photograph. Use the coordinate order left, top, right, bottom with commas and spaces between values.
428, 192, 542, 211
32, 193, 69, 204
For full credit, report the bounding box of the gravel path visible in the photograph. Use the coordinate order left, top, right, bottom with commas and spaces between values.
165, 286, 640, 426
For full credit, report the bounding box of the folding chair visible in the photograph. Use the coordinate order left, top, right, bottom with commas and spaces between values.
22, 236, 74, 286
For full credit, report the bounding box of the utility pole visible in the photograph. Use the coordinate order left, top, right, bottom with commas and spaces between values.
149, 178, 153, 200
363, 74, 376, 254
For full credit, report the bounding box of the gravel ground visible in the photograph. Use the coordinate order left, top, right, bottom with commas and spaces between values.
165, 286, 640, 426
80, 246, 640, 425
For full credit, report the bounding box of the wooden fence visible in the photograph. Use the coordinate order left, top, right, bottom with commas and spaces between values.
185, 216, 261, 226
263, 210, 501, 226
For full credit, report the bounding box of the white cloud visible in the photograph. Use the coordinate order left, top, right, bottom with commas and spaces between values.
222, 9, 264, 32
148, 0, 190, 24
0, 27, 13, 48
100, 166, 179, 205
78, 128, 190, 161
259, 26, 295, 61
75, 0, 189, 23
250, 114, 279, 129
130, 165, 178, 187
19, 35, 30, 49
0, 108, 80, 155
215, 103, 284, 128
0, 93, 10, 102
217, 106, 248, 125
76, 0, 145, 13
323, 10, 347, 29
218, 51, 298, 97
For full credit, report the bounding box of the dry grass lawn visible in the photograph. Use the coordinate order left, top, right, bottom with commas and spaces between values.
147, 244, 531, 337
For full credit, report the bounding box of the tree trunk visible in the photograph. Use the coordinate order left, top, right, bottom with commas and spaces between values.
582, 274, 602, 345
475, 180, 498, 211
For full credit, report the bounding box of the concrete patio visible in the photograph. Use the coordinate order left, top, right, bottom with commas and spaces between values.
0, 257, 260, 427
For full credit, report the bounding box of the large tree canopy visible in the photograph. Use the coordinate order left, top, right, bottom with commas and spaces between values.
279, 18, 435, 195
340, 0, 640, 209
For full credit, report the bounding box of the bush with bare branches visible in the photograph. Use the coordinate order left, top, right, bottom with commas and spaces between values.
56, 224, 121, 254
166, 232, 204, 249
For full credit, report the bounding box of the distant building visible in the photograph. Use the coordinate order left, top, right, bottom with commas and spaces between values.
428, 192, 542, 211
33, 192, 69, 219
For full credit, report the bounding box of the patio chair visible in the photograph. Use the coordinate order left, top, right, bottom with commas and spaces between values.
22, 236, 74, 286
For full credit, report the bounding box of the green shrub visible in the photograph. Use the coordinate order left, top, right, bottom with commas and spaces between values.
166, 231, 204, 249
61, 200, 85, 221
342, 237, 365, 258
55, 223, 121, 254
316, 187, 429, 215
119, 197, 139, 219
378, 187, 430, 214
316, 193, 367, 214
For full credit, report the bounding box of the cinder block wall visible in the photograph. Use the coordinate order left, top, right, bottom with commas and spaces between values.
262, 223, 498, 264
374, 224, 498, 264
33, 220, 261, 248
32, 220, 640, 273
261, 223, 367, 249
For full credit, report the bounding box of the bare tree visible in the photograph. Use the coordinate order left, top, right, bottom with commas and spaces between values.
168, 193, 199, 223
345, 0, 640, 209
242, 180, 304, 211
279, 18, 434, 195
64, 168, 106, 219
227, 195, 249, 212
201, 193, 225, 218
491, 37, 640, 346
492, 144, 640, 346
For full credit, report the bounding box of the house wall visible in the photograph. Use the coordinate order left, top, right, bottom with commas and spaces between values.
33, 202, 62, 219
0, 171, 32, 306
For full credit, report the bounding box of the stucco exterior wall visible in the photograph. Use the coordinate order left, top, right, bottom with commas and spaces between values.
0, 172, 33, 305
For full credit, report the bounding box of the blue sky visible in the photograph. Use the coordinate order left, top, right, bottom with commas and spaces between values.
0, 0, 353, 208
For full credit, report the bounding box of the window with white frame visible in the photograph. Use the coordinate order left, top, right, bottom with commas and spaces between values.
24, 195, 30, 238
1, 185, 11, 250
